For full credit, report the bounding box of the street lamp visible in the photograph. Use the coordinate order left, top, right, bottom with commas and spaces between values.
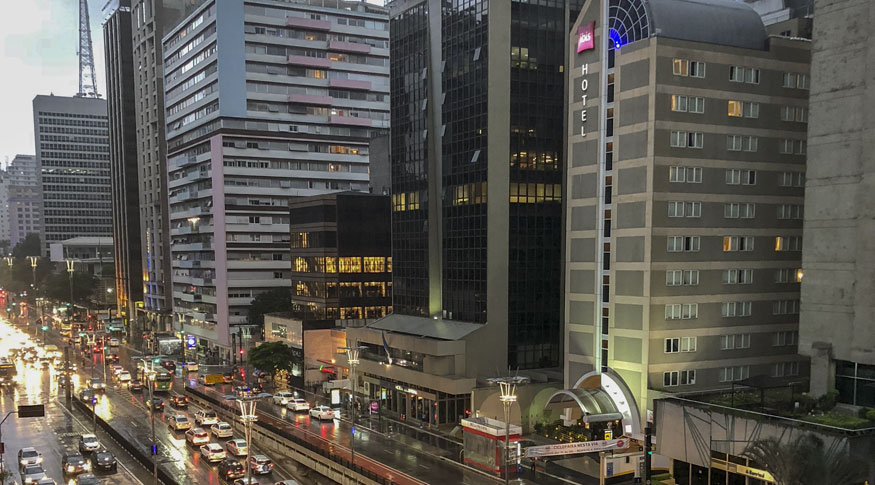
224, 392, 270, 485
66, 259, 76, 308
487, 375, 529, 485
145, 360, 158, 485
339, 343, 367, 468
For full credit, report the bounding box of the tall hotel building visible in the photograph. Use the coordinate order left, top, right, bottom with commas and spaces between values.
162, 0, 388, 362
564, 0, 811, 415
32, 95, 112, 256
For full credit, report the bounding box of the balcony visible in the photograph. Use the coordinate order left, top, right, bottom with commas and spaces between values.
330, 115, 373, 127
288, 94, 333, 106
286, 16, 331, 31
328, 78, 371, 91
328, 40, 370, 54
287, 54, 331, 68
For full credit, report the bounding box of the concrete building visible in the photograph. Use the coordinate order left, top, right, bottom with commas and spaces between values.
563, 0, 811, 421
0, 171, 10, 245
32, 95, 112, 256
163, 0, 389, 363
344, 0, 584, 426
799, 0, 875, 406
744, 0, 814, 38
7, 154, 42, 248
104, 0, 144, 341
131, 0, 194, 336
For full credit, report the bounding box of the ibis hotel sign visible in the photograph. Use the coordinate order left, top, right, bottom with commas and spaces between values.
577, 21, 595, 53
576, 21, 595, 139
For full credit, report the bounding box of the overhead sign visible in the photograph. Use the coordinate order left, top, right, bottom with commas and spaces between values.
18, 404, 45, 418
577, 21, 595, 53
525, 438, 629, 458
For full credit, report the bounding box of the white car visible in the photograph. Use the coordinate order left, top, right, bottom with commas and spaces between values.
309, 405, 334, 421
225, 439, 247, 456
117, 371, 131, 383
199, 443, 226, 463
78, 434, 100, 453
108, 338, 120, 347
273, 392, 293, 406
110, 365, 124, 375
184, 362, 198, 372
194, 410, 218, 426
210, 422, 233, 439
170, 414, 192, 431
286, 399, 310, 412
185, 428, 210, 446
18, 447, 42, 468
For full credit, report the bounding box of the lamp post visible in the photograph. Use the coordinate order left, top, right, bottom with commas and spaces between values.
339, 343, 367, 468
487, 375, 529, 485
225, 392, 270, 485
145, 360, 158, 485
28, 256, 38, 336
66, 259, 75, 308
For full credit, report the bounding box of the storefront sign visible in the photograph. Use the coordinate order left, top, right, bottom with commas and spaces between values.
713, 459, 776, 483
370, 401, 379, 414
577, 21, 595, 53
525, 438, 629, 458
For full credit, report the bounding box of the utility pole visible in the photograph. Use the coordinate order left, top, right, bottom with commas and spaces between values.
644, 426, 652, 485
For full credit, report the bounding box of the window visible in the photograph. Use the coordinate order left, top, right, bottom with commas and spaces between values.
774, 268, 803, 283
668, 201, 701, 218
720, 333, 751, 350
775, 236, 802, 251
723, 236, 755, 252
671, 95, 688, 112
781, 106, 808, 123
772, 361, 800, 377
671, 131, 704, 148
777, 204, 804, 220
724, 202, 755, 219
663, 370, 696, 387
673, 95, 705, 113
727, 135, 758, 152
673, 59, 706, 77
726, 169, 756, 185
665, 303, 697, 320
773, 330, 799, 346
680, 370, 696, 385
664, 371, 679, 386
719, 365, 750, 382
780, 139, 807, 155
667, 236, 700, 252
723, 269, 753, 285
666, 270, 699, 286
728, 101, 760, 118
773, 299, 800, 315
721, 301, 753, 317
668, 166, 703, 183
730, 66, 760, 84
779, 172, 805, 187
665, 337, 697, 353
783, 72, 810, 89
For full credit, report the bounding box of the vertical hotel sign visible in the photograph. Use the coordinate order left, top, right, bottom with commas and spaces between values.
577, 21, 595, 138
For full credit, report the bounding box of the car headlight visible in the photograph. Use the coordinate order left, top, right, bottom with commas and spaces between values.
66, 465, 75, 472
35, 457, 42, 464
84, 462, 91, 470
20, 459, 27, 465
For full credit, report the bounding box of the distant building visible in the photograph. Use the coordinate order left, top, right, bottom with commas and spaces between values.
368, 134, 390, 195
744, 0, 814, 38
32, 95, 112, 256
7, 154, 42, 248
264, 313, 346, 390
0, 171, 10, 245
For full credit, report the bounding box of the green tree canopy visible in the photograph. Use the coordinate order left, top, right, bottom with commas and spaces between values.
247, 287, 290, 327
0, 256, 52, 294
246, 341, 298, 378
743, 433, 868, 485
11, 233, 41, 258
41, 271, 97, 305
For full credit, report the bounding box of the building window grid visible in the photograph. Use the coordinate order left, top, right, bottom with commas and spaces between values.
672, 59, 706, 78
726, 169, 756, 185
721, 301, 753, 318
773, 330, 799, 346
667, 236, 701, 253
726, 135, 758, 152
719, 365, 750, 382
671, 95, 705, 113
775, 236, 802, 251
666, 269, 699, 286
723, 236, 755, 252
665, 303, 698, 320
777, 204, 804, 220
665, 337, 697, 353
668, 201, 701, 218
724, 202, 756, 219
723, 269, 753, 285
729, 66, 760, 84
720, 333, 751, 350
669, 166, 702, 183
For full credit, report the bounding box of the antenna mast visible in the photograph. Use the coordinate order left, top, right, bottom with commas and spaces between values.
77, 0, 100, 98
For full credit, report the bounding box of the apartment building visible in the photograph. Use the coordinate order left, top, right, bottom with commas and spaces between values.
564, 0, 811, 417
163, 0, 388, 363
7, 154, 41, 248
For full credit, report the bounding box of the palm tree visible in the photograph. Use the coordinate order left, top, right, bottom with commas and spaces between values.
743, 434, 867, 485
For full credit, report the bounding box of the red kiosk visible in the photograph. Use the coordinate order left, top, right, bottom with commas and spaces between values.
461, 417, 522, 474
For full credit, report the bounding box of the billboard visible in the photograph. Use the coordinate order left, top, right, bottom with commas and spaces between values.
577, 21, 595, 53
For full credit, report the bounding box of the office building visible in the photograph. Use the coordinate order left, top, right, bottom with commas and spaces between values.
344, 0, 582, 426
163, 0, 388, 363
131, 0, 193, 336
104, 0, 144, 339
799, 0, 875, 406
289, 192, 392, 323
7, 154, 42, 248
561, 0, 811, 421
32, 95, 112, 256
0, 171, 10, 245
745, 0, 814, 38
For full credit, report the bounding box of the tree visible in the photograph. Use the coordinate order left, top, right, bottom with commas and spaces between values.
247, 288, 290, 327
11, 233, 41, 258
41, 271, 97, 305
743, 433, 868, 485
246, 341, 298, 379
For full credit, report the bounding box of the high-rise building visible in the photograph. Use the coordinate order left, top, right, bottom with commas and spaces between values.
32, 95, 112, 256
0, 170, 10, 245
799, 0, 875, 406
104, 0, 144, 340
7, 154, 41, 248
162, 0, 388, 363
562, 0, 810, 418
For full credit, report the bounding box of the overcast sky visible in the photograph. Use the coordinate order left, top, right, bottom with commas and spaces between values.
0, 0, 106, 168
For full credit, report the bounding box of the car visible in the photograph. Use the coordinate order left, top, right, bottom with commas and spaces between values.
170, 414, 192, 431
89, 377, 105, 392
78, 434, 100, 454
92, 450, 117, 472
18, 447, 42, 469
194, 409, 218, 426
110, 365, 124, 375
20, 465, 46, 484
210, 421, 233, 439
117, 371, 131, 383
148, 397, 165, 411
286, 398, 310, 412
232, 479, 261, 485
218, 458, 245, 479
274, 481, 302, 485
233, 386, 251, 397
36, 478, 56, 485
200, 443, 226, 462
185, 427, 210, 446
129, 379, 143, 392
248, 455, 273, 475
222, 372, 234, 383
309, 405, 334, 420
170, 395, 189, 408
273, 392, 293, 406
62, 362, 78, 372
225, 439, 248, 456
184, 361, 198, 372
75, 473, 99, 485
105, 353, 120, 364
108, 338, 120, 347
160, 360, 176, 372
57, 374, 70, 388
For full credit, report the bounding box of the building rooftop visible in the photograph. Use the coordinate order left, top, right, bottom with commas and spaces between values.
648, 0, 767, 49
57, 237, 113, 246
369, 314, 482, 341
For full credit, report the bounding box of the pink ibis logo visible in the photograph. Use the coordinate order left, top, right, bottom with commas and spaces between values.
577, 21, 595, 53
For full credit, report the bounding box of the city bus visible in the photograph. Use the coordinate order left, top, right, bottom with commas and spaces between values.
59, 320, 72, 338
153, 370, 173, 392
0, 361, 17, 386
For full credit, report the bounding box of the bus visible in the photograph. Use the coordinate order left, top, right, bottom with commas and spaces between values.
0, 361, 16, 386
153, 370, 173, 392
59, 320, 72, 338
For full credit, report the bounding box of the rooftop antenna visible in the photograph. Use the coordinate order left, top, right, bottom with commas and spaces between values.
76, 0, 100, 98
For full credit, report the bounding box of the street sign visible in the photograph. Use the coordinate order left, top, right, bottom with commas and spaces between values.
18, 404, 45, 418
604, 430, 613, 440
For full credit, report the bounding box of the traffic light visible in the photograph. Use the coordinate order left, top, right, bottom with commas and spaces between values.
153, 357, 161, 364
644, 426, 652, 483
41, 326, 48, 331
239, 349, 244, 355
151, 444, 157, 455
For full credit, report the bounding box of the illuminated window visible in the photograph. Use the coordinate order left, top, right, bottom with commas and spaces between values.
386, 257, 392, 273
363, 257, 386, 273
294, 257, 308, 272
723, 236, 754, 252
291, 232, 309, 248
775, 236, 802, 252
338, 257, 361, 273
325, 257, 337, 273
453, 182, 487, 206
509, 183, 561, 203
